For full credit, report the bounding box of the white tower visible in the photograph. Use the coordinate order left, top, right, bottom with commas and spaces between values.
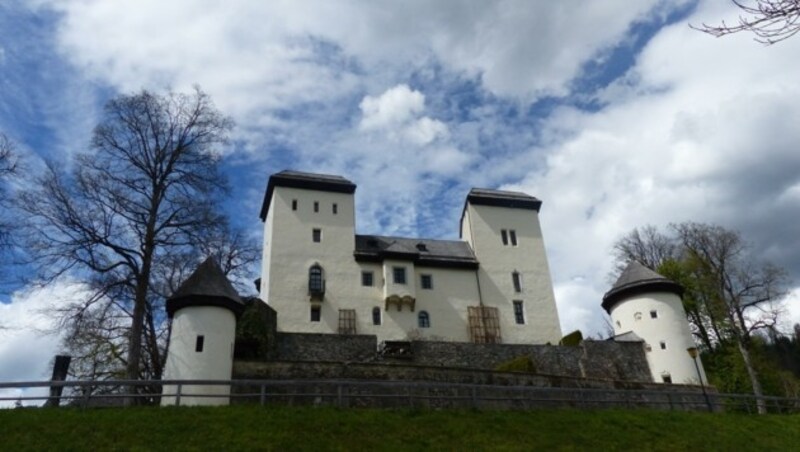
603, 261, 707, 385
161, 258, 245, 406
460, 189, 562, 344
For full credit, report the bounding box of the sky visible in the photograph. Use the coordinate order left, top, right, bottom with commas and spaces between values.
2, 0, 800, 394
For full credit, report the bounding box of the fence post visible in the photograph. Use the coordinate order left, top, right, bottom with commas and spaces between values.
176, 383, 182, 407
260, 385, 266, 406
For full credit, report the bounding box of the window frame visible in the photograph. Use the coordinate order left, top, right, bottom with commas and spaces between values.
292, 199, 298, 211
312, 228, 322, 243
310, 306, 321, 322
509, 229, 518, 246
308, 265, 324, 294
372, 307, 381, 325
313, 201, 319, 213
512, 271, 522, 293
501, 229, 508, 245
393, 266, 407, 285
418, 311, 430, 328
195, 335, 205, 352
332, 203, 338, 215
513, 300, 525, 325
650, 310, 658, 319
361, 271, 374, 287
420, 274, 433, 290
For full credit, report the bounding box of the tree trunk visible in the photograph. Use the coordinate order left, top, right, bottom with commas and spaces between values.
737, 337, 767, 414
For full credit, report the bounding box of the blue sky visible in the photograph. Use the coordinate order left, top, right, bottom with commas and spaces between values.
2, 0, 800, 388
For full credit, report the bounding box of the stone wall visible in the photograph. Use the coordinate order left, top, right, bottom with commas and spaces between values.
399, 340, 651, 382
275, 333, 377, 363
232, 361, 715, 411
233, 300, 652, 383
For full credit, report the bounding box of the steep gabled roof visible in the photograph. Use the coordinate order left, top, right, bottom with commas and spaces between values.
165, 257, 245, 317
259, 170, 357, 220
354, 235, 479, 269
601, 261, 683, 314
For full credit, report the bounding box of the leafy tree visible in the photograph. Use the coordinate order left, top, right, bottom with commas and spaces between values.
17, 88, 257, 399
693, 0, 800, 44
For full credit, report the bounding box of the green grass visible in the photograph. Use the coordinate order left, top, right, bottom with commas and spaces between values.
2, 405, 799, 451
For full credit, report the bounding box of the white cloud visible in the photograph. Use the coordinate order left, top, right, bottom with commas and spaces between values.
359, 84, 449, 145
510, 1, 800, 336
0, 279, 88, 407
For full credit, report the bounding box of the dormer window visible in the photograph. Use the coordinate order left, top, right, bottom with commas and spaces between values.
416, 243, 428, 252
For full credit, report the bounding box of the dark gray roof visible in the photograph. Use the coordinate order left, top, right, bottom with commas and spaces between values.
601, 261, 683, 313
260, 170, 357, 220
466, 188, 542, 211
354, 235, 478, 269
166, 257, 245, 317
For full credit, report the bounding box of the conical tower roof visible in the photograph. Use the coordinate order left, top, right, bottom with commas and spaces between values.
601, 261, 683, 313
165, 257, 245, 317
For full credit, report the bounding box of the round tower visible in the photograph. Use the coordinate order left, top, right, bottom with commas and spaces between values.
161, 258, 245, 406
602, 261, 707, 385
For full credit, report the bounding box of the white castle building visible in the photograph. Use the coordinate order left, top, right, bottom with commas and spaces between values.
258, 170, 562, 345
161, 170, 707, 405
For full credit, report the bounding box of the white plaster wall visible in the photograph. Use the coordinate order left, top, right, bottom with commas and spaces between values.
261, 185, 562, 345
161, 306, 236, 406
462, 203, 562, 344
610, 292, 708, 385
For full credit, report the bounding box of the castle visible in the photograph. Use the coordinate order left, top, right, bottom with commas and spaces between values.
161, 170, 707, 406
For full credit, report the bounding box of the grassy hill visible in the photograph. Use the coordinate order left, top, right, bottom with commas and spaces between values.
2, 405, 799, 451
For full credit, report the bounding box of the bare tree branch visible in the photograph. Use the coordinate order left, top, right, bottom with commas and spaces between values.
692, 0, 800, 44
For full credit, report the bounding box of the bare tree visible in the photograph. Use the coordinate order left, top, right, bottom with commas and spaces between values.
17, 88, 238, 396
0, 133, 19, 250
611, 225, 676, 277
693, 0, 800, 44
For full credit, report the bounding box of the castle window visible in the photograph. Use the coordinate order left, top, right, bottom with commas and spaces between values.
338, 309, 357, 334
501, 229, 508, 245
418, 311, 430, 328
362, 271, 374, 287
661, 373, 672, 384
393, 267, 406, 284
416, 243, 428, 252
513, 300, 525, 324
509, 230, 518, 246
660, 340, 667, 350
372, 307, 381, 325
512, 271, 522, 293
292, 199, 297, 211
420, 274, 433, 290
310, 306, 321, 322
332, 203, 338, 215
634, 312, 642, 321
309, 265, 325, 295
650, 310, 658, 319
312, 228, 322, 243
645, 344, 652, 352
195, 335, 204, 352
314, 201, 319, 213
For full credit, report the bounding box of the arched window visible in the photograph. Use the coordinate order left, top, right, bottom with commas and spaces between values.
418, 311, 430, 328
308, 264, 324, 295
372, 307, 381, 325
